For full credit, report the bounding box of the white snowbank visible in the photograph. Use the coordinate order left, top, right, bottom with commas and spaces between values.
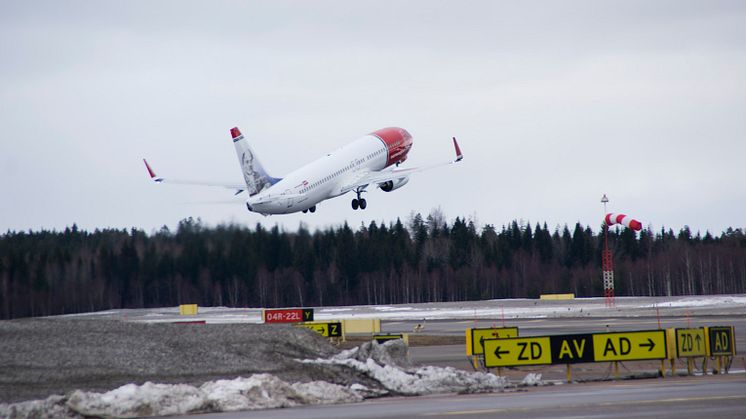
644, 296, 746, 308
68, 382, 205, 418
64, 374, 365, 418
49, 294, 746, 324
1, 341, 506, 418
0, 395, 81, 419
521, 373, 544, 386
303, 341, 506, 396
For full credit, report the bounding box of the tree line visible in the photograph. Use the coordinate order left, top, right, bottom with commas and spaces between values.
1, 214, 745, 319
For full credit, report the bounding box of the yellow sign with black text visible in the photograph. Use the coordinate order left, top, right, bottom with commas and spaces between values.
675, 328, 706, 357
483, 337, 552, 367
297, 322, 343, 337
468, 327, 519, 355
592, 330, 667, 362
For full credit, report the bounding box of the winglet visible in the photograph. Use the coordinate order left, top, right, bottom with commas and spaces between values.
143, 159, 163, 182
230, 127, 243, 141
453, 137, 463, 162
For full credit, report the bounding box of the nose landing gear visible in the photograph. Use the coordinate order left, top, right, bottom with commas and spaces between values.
302, 205, 317, 214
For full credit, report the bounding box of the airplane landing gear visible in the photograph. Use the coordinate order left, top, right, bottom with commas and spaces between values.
309, 205, 316, 213
351, 189, 367, 210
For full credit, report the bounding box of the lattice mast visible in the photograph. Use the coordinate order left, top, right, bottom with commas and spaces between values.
601, 194, 614, 307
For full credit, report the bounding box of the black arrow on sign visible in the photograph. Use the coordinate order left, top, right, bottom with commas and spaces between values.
494, 346, 510, 359
639, 338, 655, 351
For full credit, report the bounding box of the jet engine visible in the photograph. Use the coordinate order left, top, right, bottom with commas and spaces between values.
379, 177, 410, 192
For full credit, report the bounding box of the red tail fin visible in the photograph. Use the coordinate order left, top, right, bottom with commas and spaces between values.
453, 137, 463, 162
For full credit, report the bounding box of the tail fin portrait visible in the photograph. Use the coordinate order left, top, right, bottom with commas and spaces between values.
231, 127, 281, 196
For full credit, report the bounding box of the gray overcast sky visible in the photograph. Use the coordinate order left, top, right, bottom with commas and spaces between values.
2, 1, 745, 235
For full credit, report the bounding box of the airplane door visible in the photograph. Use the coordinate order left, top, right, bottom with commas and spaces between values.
285, 189, 293, 208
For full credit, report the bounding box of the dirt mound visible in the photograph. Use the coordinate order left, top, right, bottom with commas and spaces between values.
0, 319, 338, 403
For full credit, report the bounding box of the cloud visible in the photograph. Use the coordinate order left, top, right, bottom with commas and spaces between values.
1, 1, 745, 234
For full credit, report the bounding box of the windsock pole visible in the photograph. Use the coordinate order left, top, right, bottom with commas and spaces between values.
601, 195, 615, 307
603, 223, 615, 307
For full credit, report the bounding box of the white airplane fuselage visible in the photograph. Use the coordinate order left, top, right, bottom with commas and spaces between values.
245, 127, 413, 214
145, 125, 461, 215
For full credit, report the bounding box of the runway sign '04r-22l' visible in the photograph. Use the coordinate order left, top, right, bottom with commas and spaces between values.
263, 308, 314, 323
483, 330, 667, 368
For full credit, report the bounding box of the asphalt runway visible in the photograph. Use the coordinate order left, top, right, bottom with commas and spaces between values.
181, 374, 746, 419
34, 296, 744, 417
384, 315, 746, 338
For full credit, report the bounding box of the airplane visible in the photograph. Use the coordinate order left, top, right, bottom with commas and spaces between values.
143, 126, 463, 215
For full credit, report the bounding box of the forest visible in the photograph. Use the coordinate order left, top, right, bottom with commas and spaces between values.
1, 213, 745, 319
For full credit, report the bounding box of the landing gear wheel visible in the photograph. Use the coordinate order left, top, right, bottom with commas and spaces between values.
309, 206, 316, 213
359, 198, 367, 210
302, 209, 308, 214
351, 199, 359, 210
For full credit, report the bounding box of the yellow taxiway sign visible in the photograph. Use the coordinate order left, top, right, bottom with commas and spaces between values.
593, 330, 667, 361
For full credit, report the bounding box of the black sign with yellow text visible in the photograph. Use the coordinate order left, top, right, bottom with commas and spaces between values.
707, 326, 735, 356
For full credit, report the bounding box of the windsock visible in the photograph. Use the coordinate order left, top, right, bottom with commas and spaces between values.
605, 213, 642, 231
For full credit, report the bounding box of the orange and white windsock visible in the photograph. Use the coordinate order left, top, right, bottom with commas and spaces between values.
605, 213, 643, 231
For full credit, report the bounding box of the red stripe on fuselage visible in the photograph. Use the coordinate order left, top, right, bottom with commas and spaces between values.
370, 127, 413, 167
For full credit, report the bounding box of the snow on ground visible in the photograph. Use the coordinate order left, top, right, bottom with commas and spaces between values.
642, 295, 746, 308
0, 341, 507, 419
521, 373, 544, 386
50, 294, 746, 325
302, 342, 506, 396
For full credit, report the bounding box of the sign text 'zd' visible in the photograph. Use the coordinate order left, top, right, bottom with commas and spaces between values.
675, 328, 706, 357
483, 337, 551, 367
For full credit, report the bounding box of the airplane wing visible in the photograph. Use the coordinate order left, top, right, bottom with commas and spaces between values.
143, 159, 247, 195
340, 137, 463, 193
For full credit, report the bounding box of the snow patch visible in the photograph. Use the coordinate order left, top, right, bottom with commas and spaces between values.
373, 306, 414, 312
0, 395, 81, 419
303, 340, 506, 396
3, 340, 505, 418
319, 308, 354, 312
67, 382, 207, 418
521, 373, 544, 386
201, 375, 302, 411
646, 296, 746, 308
291, 381, 364, 404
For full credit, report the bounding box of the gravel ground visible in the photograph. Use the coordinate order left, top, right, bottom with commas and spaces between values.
0, 319, 370, 403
